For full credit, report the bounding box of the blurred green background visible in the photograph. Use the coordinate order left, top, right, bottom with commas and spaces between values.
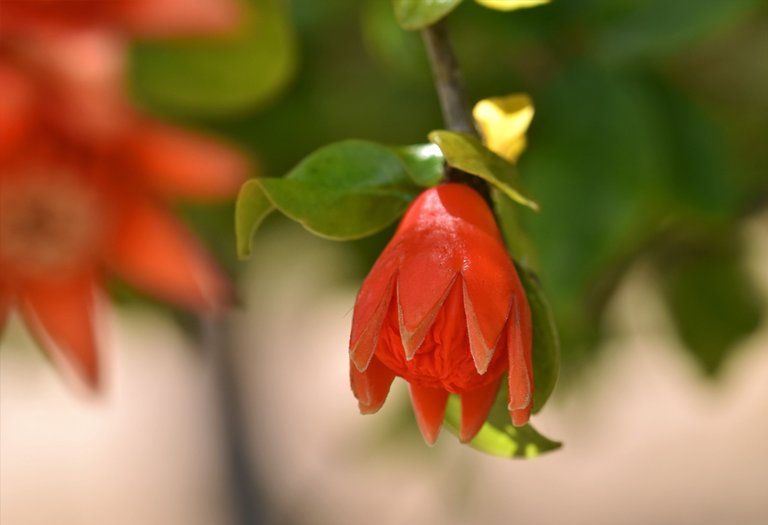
128, 0, 767, 381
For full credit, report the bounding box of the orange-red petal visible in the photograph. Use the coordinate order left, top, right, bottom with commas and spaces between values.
396, 183, 500, 238
106, 198, 230, 311
0, 60, 35, 160
349, 269, 396, 372
409, 383, 449, 445
128, 122, 249, 201
507, 298, 533, 426
397, 240, 458, 359
350, 356, 396, 415
459, 377, 502, 442
461, 233, 520, 374
36, 32, 131, 145
17, 273, 100, 388
116, 0, 241, 37
511, 405, 532, 427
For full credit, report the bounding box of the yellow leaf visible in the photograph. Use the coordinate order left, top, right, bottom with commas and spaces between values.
473, 94, 534, 163
476, 0, 551, 12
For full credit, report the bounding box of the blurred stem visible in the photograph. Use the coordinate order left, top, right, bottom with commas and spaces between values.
202, 313, 267, 525
421, 20, 475, 135
421, 20, 491, 200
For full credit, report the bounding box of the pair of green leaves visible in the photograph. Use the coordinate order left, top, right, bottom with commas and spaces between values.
235, 131, 538, 256
394, 0, 551, 31
236, 134, 560, 458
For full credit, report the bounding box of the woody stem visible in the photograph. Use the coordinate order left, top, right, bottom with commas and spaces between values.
421, 20, 475, 135
421, 20, 491, 200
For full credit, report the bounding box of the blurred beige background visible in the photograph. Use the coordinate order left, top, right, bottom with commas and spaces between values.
2, 212, 767, 525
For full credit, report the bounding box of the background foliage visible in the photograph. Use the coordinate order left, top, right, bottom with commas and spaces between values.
129, 0, 767, 382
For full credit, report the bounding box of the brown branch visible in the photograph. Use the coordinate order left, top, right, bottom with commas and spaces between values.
421, 20, 475, 135
421, 19, 491, 201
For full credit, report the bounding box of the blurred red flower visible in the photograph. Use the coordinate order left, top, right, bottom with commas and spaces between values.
349, 184, 533, 445
0, 22, 247, 387
0, 0, 240, 38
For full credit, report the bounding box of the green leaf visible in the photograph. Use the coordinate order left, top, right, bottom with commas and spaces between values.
656, 236, 762, 375
475, 0, 550, 12
443, 384, 561, 458
517, 263, 560, 412
235, 180, 275, 259
519, 63, 672, 370
393, 0, 464, 31
391, 143, 445, 187
492, 188, 537, 267
130, 0, 297, 115
650, 81, 739, 222
236, 141, 423, 245
428, 130, 539, 211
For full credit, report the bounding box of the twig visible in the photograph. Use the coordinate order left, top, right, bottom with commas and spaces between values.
421, 20, 475, 134
421, 19, 491, 200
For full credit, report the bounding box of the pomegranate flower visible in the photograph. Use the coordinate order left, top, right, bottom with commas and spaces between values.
349, 183, 532, 444
0, 57, 247, 388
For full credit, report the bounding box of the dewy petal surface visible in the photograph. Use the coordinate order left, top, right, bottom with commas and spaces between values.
350, 356, 396, 414
409, 383, 450, 445
18, 273, 100, 387
106, 198, 230, 311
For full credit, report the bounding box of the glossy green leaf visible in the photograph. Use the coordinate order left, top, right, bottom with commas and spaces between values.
517, 263, 560, 412
428, 130, 539, 211
656, 237, 761, 375
443, 383, 561, 458
392, 143, 445, 187
235, 180, 275, 259
130, 0, 297, 115
476, 0, 550, 12
393, 0, 464, 31
236, 141, 422, 244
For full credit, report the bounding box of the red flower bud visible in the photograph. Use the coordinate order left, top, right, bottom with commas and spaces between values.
349, 183, 533, 444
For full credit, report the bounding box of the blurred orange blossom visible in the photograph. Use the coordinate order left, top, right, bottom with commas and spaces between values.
0, 0, 248, 388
